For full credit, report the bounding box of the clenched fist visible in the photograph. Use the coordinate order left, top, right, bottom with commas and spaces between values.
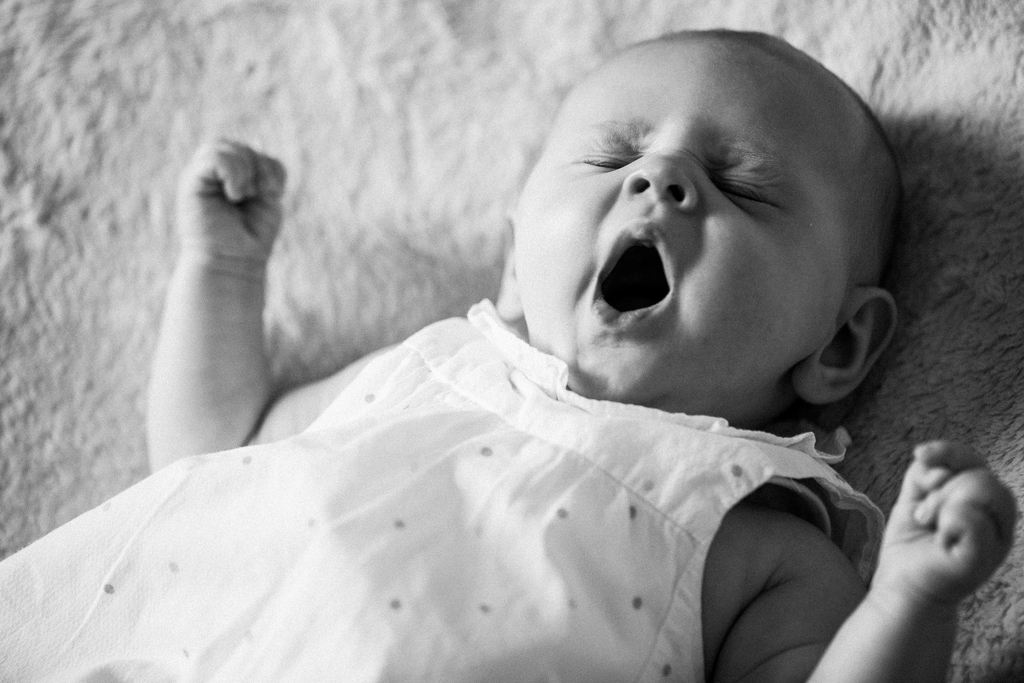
874, 441, 1017, 607
176, 139, 287, 267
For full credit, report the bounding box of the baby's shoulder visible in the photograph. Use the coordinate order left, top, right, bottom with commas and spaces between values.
701, 500, 866, 681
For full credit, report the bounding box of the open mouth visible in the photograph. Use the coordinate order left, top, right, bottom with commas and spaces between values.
599, 243, 670, 312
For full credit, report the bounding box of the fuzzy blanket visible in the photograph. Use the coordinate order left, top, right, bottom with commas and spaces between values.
1, 1, 1022, 680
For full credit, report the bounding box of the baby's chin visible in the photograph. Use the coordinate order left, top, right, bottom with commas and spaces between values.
566, 365, 793, 428
566, 365, 686, 414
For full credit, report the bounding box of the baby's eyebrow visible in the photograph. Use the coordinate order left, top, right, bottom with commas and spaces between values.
591, 120, 786, 171
587, 120, 790, 186
713, 138, 788, 181
590, 119, 654, 148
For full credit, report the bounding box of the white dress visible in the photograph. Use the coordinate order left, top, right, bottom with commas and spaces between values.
0, 300, 883, 683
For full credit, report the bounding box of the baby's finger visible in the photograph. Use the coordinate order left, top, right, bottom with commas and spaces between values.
936, 498, 1014, 592
897, 454, 952, 507
913, 441, 985, 472
212, 140, 258, 203
253, 153, 287, 199
937, 469, 1017, 550
913, 488, 943, 527
899, 442, 983, 507
937, 504, 1004, 599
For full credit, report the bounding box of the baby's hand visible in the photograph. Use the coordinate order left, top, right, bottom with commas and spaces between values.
874, 441, 1016, 608
176, 139, 286, 267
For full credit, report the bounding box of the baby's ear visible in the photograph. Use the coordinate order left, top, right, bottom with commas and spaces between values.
494, 222, 527, 338
791, 286, 897, 405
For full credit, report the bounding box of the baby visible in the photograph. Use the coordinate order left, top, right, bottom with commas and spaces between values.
1, 29, 1016, 683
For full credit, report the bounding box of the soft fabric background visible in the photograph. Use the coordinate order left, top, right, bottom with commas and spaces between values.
1, 0, 1022, 680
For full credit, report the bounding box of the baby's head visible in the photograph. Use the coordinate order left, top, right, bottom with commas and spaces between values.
500, 29, 901, 428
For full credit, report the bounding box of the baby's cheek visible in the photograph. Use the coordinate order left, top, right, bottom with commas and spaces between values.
687, 252, 774, 334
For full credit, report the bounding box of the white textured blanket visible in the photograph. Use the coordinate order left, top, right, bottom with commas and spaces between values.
1, 1, 1023, 680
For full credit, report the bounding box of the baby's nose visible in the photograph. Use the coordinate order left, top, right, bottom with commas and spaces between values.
624, 160, 698, 212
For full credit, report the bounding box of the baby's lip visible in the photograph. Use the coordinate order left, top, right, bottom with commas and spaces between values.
594, 220, 674, 326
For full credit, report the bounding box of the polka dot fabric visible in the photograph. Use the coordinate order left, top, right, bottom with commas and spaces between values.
0, 301, 882, 682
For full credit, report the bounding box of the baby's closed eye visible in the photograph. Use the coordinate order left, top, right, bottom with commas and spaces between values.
709, 173, 773, 204
579, 153, 637, 169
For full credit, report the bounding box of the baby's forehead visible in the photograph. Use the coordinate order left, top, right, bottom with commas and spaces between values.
592, 33, 849, 121
555, 34, 865, 172
618, 31, 823, 83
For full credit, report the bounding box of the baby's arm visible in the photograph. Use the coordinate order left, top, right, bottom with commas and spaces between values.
147, 140, 285, 470
807, 441, 1017, 683
708, 442, 1015, 683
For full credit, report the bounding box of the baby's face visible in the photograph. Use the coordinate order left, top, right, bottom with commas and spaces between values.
511, 36, 876, 426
